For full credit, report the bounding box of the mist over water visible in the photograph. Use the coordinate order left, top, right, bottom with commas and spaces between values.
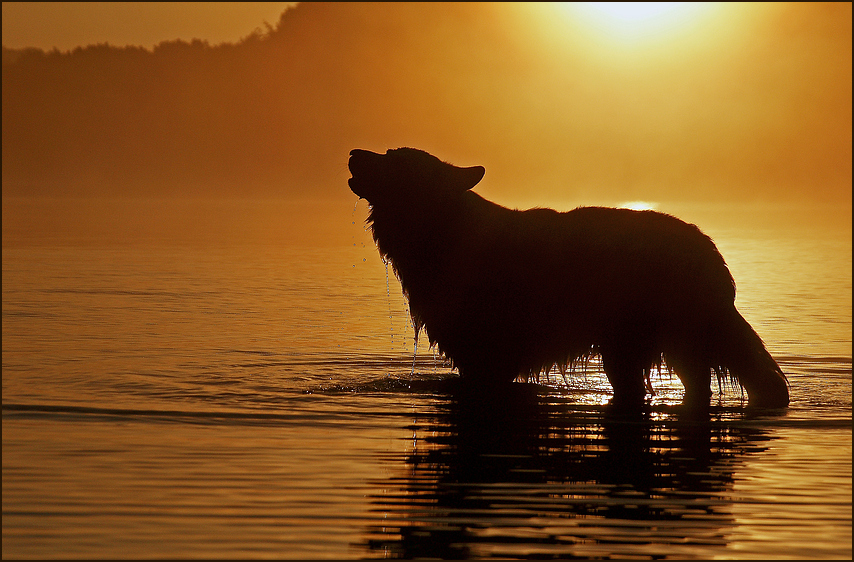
2, 196, 850, 559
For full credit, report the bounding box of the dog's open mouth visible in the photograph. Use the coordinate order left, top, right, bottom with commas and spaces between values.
347, 165, 362, 195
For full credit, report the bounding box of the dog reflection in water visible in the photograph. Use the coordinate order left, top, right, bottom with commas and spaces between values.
348, 147, 789, 408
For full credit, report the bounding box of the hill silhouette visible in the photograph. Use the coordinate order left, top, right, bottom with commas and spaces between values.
2, 3, 519, 199
2, 2, 851, 205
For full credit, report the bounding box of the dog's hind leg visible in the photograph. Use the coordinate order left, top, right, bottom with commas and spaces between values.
601, 348, 648, 405
666, 353, 712, 406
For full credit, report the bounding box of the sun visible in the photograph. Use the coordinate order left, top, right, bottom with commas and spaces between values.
560, 2, 714, 43
585, 2, 686, 23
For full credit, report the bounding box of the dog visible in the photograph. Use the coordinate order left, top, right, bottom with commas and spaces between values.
348, 147, 789, 407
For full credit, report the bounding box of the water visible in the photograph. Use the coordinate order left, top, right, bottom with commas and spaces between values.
2, 197, 851, 559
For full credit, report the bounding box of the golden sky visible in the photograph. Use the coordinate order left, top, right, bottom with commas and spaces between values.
2, 2, 851, 220
1, 2, 295, 50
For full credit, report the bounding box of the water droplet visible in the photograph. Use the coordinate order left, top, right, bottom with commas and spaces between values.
411, 337, 418, 377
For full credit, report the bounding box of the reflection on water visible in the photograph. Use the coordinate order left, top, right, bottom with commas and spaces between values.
364, 385, 781, 559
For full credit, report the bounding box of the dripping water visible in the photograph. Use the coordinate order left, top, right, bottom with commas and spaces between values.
410, 332, 418, 377
382, 257, 396, 354
351, 198, 368, 269
351, 200, 358, 268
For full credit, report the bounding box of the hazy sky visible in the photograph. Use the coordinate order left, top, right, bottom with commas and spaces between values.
1, 2, 295, 51
2, 2, 851, 219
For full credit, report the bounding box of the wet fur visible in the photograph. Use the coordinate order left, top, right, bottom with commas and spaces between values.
348, 147, 789, 407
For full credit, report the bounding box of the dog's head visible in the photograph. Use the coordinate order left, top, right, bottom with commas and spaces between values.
348, 147, 484, 205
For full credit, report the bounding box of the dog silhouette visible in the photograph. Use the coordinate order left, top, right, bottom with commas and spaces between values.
348, 147, 789, 407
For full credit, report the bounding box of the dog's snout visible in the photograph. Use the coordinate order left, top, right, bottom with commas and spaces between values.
348, 149, 380, 176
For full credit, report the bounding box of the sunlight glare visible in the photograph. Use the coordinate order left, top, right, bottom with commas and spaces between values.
620, 201, 658, 211
589, 2, 682, 24
562, 2, 714, 43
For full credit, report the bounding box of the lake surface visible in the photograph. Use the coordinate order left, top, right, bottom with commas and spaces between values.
2, 197, 851, 559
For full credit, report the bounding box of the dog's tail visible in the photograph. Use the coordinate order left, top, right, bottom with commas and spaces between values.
716, 307, 789, 407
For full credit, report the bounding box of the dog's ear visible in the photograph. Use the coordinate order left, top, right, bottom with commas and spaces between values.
451, 165, 485, 191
